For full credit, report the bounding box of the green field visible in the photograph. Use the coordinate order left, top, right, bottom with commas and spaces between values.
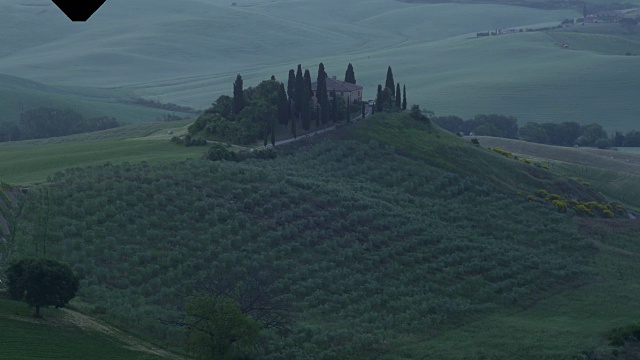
0, 120, 204, 184
547, 24, 640, 55
0, 293, 164, 360
0, 74, 193, 124
3, 0, 640, 131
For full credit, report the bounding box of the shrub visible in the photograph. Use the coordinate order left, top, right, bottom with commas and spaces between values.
205, 143, 237, 161
552, 199, 567, 213
608, 323, 640, 346
574, 204, 592, 216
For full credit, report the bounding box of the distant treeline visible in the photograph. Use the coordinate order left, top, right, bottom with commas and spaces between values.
0, 107, 120, 142
433, 114, 640, 148
119, 97, 202, 114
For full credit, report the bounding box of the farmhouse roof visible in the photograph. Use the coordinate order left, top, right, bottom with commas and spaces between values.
311, 76, 363, 92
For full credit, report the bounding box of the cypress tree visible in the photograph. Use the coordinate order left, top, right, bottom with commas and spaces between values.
376, 84, 383, 112
264, 118, 268, 147
233, 74, 244, 114
295, 65, 304, 117
331, 91, 338, 123
303, 69, 312, 130
271, 116, 276, 146
344, 63, 356, 84
302, 85, 311, 131
402, 84, 407, 110
304, 69, 312, 99
385, 66, 395, 97
287, 69, 295, 101
277, 82, 289, 125
317, 63, 329, 126
395, 83, 401, 108
290, 98, 296, 138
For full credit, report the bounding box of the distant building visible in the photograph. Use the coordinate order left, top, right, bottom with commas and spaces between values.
311, 76, 363, 104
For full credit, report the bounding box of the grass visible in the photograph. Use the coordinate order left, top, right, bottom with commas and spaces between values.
0, 293, 162, 360
8, 0, 640, 132
547, 24, 640, 55
618, 147, 640, 154
473, 136, 640, 211
0, 120, 204, 184
0, 74, 192, 124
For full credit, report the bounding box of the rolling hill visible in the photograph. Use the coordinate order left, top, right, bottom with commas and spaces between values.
0, 292, 170, 360
3, 0, 639, 131
0, 74, 195, 125
474, 135, 640, 212
0, 119, 204, 184
4, 112, 639, 359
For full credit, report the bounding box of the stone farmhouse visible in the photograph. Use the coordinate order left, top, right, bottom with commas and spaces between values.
311, 76, 363, 104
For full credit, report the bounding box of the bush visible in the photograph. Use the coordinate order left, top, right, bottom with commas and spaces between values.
608, 323, 640, 346
205, 143, 237, 161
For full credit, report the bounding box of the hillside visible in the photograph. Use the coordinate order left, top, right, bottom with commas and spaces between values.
0, 120, 204, 184
0, 74, 195, 125
0, 292, 171, 360
4, 0, 640, 130
6, 112, 638, 359
474, 136, 640, 212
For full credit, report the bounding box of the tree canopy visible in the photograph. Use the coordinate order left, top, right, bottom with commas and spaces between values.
184, 295, 261, 360
6, 258, 79, 317
0, 107, 119, 142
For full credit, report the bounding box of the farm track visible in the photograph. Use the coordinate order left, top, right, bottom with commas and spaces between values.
60, 309, 187, 360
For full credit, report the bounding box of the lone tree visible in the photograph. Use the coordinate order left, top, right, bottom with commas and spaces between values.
6, 258, 79, 317
385, 66, 395, 98
233, 74, 244, 115
344, 63, 356, 84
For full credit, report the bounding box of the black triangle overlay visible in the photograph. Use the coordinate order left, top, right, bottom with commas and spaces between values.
52, 0, 106, 22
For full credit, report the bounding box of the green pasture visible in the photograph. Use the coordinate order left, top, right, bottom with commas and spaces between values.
0, 120, 203, 184
0, 294, 161, 360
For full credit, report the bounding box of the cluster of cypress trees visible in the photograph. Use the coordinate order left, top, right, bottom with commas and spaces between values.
225, 63, 362, 143
375, 66, 407, 113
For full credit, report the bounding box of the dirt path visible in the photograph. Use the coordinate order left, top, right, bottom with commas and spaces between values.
60, 308, 187, 359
